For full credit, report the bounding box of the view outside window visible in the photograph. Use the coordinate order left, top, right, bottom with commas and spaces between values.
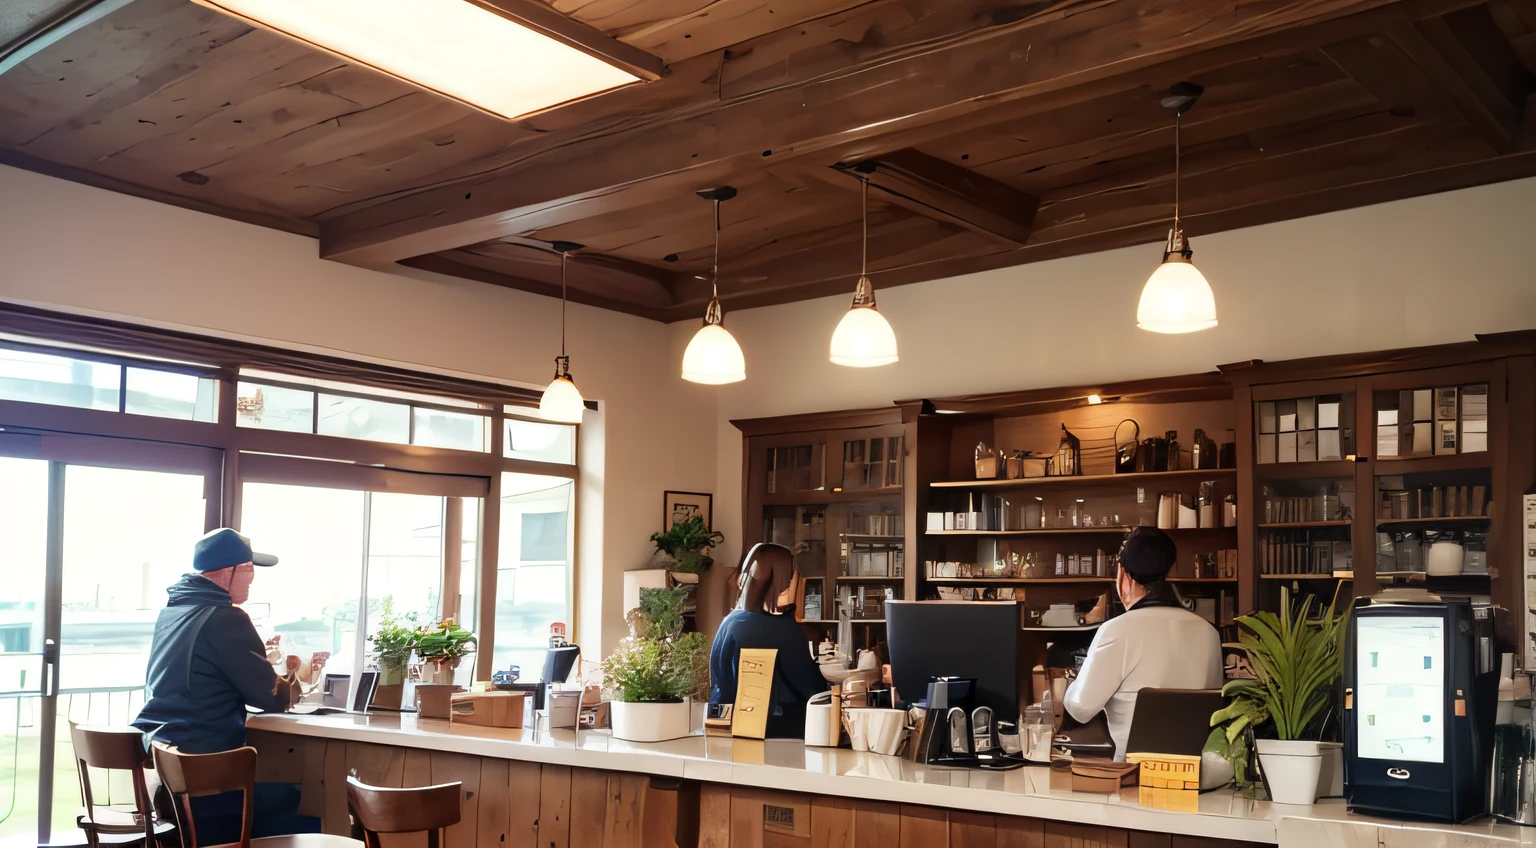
240, 483, 367, 683
316, 394, 411, 443
123, 368, 218, 422
0, 348, 119, 411
240, 484, 459, 684
492, 473, 573, 679
504, 414, 576, 464
236, 382, 314, 432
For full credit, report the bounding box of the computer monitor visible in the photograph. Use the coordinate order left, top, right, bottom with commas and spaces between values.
886, 600, 1023, 721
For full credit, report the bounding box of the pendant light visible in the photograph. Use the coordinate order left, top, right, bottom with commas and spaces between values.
1137, 82, 1218, 334
538, 241, 587, 423
681, 186, 747, 385
829, 174, 899, 367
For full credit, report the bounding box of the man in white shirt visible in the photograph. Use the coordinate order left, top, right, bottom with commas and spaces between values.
1064, 527, 1224, 760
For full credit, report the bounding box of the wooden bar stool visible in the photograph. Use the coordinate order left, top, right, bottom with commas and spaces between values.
344, 777, 461, 848
69, 724, 176, 848
151, 743, 362, 848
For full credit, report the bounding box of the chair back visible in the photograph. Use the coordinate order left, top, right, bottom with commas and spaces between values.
71, 724, 157, 848
152, 743, 258, 848
346, 777, 461, 848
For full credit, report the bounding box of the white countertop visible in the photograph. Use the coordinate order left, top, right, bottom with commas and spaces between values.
246, 713, 1533, 846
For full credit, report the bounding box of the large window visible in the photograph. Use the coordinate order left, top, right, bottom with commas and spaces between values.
0, 309, 580, 847
493, 473, 574, 678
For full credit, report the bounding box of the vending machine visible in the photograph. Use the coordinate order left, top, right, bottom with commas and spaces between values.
1343, 592, 1496, 823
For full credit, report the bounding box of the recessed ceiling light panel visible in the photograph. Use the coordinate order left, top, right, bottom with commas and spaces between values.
194, 0, 642, 119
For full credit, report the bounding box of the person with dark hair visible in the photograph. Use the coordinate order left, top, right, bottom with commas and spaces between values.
708, 542, 829, 737
1062, 526, 1223, 760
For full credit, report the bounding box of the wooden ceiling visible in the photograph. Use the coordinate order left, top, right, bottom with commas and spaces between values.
3, 0, 1534, 321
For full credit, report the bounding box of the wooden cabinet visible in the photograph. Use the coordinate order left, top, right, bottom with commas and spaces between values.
733, 410, 915, 652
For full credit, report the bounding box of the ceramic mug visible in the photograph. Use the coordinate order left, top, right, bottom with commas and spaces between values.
844, 707, 907, 755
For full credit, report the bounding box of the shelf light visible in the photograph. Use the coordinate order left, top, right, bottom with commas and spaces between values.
192, 0, 641, 120
1087, 394, 1103, 405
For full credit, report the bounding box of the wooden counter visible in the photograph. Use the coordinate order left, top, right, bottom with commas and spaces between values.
245, 714, 1531, 848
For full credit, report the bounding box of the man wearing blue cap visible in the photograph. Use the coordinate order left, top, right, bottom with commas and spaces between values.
133, 528, 316, 842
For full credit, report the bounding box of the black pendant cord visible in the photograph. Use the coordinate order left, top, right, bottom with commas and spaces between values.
712, 198, 721, 301
559, 251, 568, 363
1174, 111, 1182, 230
861, 176, 868, 278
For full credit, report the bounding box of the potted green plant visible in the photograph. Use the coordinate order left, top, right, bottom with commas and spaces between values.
649, 516, 724, 582
416, 618, 476, 684
368, 597, 418, 686
602, 586, 708, 742
1208, 586, 1350, 804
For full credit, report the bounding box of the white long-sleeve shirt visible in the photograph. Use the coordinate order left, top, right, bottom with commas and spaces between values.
1063, 603, 1224, 760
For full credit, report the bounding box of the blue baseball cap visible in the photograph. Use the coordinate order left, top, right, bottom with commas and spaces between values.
193, 528, 278, 572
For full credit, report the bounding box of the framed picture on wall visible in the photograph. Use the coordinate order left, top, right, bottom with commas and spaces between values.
663, 491, 713, 531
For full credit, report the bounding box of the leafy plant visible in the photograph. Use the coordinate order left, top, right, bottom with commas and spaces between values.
416, 618, 477, 662
1208, 585, 1350, 785
368, 596, 419, 670
650, 516, 725, 575
602, 587, 708, 703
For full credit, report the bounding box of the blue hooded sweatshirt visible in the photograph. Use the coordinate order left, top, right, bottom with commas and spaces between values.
132, 573, 288, 753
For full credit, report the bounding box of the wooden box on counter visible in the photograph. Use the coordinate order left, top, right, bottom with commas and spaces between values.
452, 691, 526, 728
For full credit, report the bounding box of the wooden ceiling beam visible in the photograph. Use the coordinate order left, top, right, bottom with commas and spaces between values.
1388, 19, 1527, 152
831, 150, 1040, 247
320, 0, 1486, 269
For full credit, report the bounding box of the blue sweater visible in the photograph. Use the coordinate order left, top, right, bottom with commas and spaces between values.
133, 574, 288, 753
708, 608, 827, 738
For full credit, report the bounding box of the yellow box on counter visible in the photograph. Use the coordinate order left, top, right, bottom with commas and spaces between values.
1126, 753, 1200, 812
1126, 752, 1200, 790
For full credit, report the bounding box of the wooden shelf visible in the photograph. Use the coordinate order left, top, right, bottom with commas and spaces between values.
1374, 454, 1492, 475
799, 619, 838, 625
1254, 460, 1358, 479
835, 575, 903, 582
1021, 624, 1101, 632
842, 534, 905, 542
925, 526, 1231, 537
1375, 516, 1491, 527
1261, 573, 1351, 580
927, 576, 1112, 584
850, 619, 886, 624
1168, 578, 1238, 583
763, 488, 903, 506
1257, 520, 1352, 529
930, 468, 1236, 490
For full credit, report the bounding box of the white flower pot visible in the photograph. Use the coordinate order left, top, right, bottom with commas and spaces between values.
610, 699, 693, 743
1255, 739, 1324, 805
1317, 742, 1344, 798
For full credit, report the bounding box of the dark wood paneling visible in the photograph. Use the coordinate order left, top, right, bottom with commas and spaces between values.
5, 0, 1534, 320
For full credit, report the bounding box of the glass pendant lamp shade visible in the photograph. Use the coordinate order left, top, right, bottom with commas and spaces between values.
682, 300, 746, 384
1138, 82, 1216, 334
682, 186, 746, 384
831, 176, 898, 367
538, 373, 585, 423
1136, 231, 1217, 334
830, 278, 898, 367
538, 243, 587, 423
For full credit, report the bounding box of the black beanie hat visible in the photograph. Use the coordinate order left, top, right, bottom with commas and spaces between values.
1117, 526, 1177, 584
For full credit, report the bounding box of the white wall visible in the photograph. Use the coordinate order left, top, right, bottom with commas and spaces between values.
700, 176, 1536, 578
0, 164, 719, 659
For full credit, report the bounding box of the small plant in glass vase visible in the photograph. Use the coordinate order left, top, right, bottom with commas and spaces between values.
369, 597, 419, 686
648, 516, 724, 583
1208, 585, 1350, 804
416, 618, 476, 685
602, 587, 708, 742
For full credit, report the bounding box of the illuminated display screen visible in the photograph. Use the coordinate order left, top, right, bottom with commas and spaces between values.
1355, 615, 1445, 763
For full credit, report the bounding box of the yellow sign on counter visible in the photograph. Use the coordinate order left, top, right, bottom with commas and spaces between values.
731, 648, 778, 739
1126, 752, 1200, 812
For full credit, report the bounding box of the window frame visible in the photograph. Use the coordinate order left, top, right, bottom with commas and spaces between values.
0, 310, 582, 682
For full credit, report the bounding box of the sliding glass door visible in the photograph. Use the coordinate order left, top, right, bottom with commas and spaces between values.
0, 436, 217, 845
